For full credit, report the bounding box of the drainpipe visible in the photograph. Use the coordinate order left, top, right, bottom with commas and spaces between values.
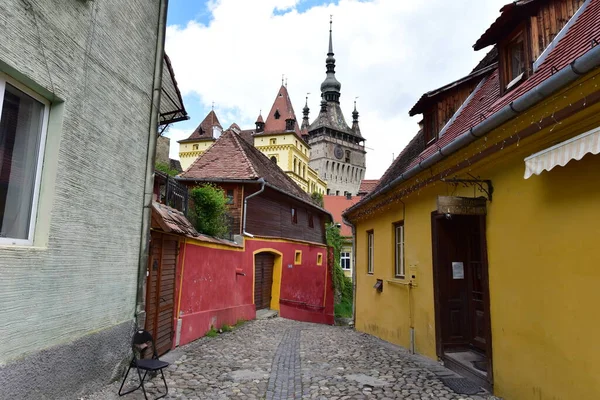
135, 0, 168, 329
243, 178, 266, 237
343, 216, 357, 325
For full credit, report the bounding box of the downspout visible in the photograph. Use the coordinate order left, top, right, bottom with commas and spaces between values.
342, 216, 356, 326
135, 0, 168, 329
242, 178, 266, 237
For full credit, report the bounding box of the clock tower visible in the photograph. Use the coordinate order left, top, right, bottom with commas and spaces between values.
307, 19, 366, 196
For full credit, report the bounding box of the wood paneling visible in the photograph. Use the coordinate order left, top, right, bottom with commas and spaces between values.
145, 232, 177, 356
530, 0, 585, 60
245, 187, 326, 244
254, 253, 274, 310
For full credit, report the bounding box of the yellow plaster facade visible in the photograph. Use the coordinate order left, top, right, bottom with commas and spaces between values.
254, 133, 327, 195
348, 69, 600, 400
178, 140, 215, 171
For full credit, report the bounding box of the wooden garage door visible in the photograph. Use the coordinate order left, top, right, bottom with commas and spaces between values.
145, 232, 177, 356
254, 253, 274, 310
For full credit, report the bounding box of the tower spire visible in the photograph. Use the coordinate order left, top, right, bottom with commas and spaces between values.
321, 17, 341, 103
301, 93, 310, 131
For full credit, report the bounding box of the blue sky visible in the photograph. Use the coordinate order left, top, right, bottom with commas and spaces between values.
164, 0, 507, 178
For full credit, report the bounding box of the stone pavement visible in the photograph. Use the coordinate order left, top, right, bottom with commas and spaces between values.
82, 318, 501, 400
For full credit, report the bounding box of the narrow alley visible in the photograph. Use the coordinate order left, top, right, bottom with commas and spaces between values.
85, 318, 500, 400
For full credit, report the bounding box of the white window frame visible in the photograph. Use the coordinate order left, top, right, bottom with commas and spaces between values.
0, 73, 50, 246
340, 251, 351, 270
394, 222, 405, 278
367, 230, 374, 274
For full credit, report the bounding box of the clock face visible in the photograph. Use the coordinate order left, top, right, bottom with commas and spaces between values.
334, 145, 343, 159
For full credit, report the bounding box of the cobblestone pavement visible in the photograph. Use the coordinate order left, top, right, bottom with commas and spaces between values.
83, 318, 501, 400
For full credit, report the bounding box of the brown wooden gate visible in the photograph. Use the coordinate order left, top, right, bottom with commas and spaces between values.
145, 231, 177, 355
254, 253, 274, 310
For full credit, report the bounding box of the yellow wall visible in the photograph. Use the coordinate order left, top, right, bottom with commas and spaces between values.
352, 70, 600, 400
179, 140, 215, 170
255, 133, 327, 194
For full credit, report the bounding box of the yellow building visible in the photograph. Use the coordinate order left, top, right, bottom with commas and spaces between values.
345, 2, 600, 399
177, 110, 222, 171
252, 85, 327, 195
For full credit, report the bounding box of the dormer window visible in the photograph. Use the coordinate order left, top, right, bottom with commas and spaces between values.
424, 110, 438, 144
274, 109, 281, 119
500, 26, 530, 94
286, 119, 295, 131
192, 144, 199, 150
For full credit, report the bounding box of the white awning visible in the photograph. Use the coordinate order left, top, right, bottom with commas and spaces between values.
524, 126, 600, 179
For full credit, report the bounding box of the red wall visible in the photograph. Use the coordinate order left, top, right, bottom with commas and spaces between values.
175, 241, 253, 347
174, 237, 334, 347
245, 239, 334, 325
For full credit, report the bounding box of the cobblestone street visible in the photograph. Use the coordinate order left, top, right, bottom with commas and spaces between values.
84, 318, 500, 400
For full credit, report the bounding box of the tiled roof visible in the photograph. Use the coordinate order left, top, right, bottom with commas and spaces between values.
358, 180, 380, 196
370, 0, 600, 198
180, 129, 314, 204
239, 129, 256, 145
323, 195, 362, 237
263, 85, 302, 135
178, 110, 222, 143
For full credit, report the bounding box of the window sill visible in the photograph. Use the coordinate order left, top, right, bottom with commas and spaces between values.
0, 244, 48, 251
387, 279, 411, 286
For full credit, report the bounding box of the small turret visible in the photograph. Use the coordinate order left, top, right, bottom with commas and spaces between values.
352, 100, 361, 137
255, 111, 265, 133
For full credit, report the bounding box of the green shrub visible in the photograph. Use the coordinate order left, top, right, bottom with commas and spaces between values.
155, 162, 179, 177
221, 324, 233, 332
189, 184, 229, 238
205, 326, 218, 338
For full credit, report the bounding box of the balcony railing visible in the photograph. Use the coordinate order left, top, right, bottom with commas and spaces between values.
155, 170, 189, 216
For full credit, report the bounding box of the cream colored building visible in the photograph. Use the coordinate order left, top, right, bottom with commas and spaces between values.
178, 110, 222, 171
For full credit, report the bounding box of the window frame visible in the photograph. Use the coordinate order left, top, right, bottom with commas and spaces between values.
424, 109, 438, 144
225, 189, 234, 205
291, 207, 297, 224
393, 222, 405, 278
500, 23, 531, 94
0, 73, 50, 246
340, 251, 351, 271
367, 230, 374, 274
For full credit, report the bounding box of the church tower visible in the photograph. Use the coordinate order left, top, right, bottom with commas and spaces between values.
307, 19, 366, 196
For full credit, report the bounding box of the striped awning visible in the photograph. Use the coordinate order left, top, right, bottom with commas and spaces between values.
524, 126, 600, 179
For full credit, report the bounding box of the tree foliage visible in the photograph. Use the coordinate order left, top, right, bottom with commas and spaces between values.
311, 192, 324, 208
189, 184, 229, 238
155, 162, 179, 177
326, 222, 346, 294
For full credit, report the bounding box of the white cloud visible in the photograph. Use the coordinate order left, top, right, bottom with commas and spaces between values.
165, 0, 507, 179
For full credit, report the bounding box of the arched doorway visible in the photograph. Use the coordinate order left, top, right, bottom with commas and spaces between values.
253, 250, 282, 311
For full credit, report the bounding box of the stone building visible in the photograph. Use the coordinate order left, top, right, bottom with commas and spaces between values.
0, 0, 185, 397
307, 21, 366, 196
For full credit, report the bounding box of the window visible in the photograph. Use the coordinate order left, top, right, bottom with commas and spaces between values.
226, 189, 234, 204
192, 144, 199, 150
367, 230, 374, 274
270, 138, 276, 145
270, 156, 277, 163
308, 213, 314, 228
341, 252, 351, 270
274, 109, 281, 119
295, 250, 302, 265
317, 253, 323, 266
291, 207, 297, 224
394, 222, 405, 278
0, 78, 49, 245
345, 150, 350, 163
500, 26, 530, 93
286, 119, 295, 131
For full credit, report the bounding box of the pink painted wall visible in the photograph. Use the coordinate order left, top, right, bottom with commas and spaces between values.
175, 242, 253, 347
175, 238, 334, 347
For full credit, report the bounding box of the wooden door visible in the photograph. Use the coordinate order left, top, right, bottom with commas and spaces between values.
432, 214, 490, 353
145, 232, 177, 356
254, 253, 274, 310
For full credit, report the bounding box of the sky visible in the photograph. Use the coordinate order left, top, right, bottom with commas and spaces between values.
164, 0, 508, 179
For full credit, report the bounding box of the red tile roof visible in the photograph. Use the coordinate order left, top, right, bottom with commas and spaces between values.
366, 0, 600, 199
180, 129, 314, 204
263, 85, 302, 135
178, 110, 222, 143
323, 195, 362, 237
358, 180, 380, 196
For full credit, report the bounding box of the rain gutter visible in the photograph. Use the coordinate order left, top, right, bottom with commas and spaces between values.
136, 0, 168, 328
347, 43, 600, 216
243, 178, 265, 237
